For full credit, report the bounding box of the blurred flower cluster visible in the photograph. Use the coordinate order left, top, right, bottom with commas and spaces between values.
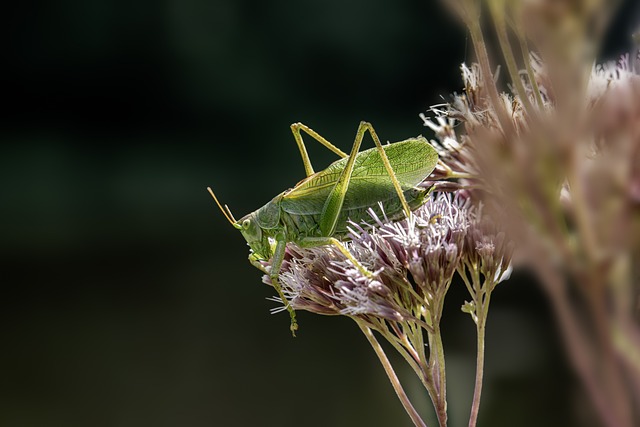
255, 1, 640, 426
431, 1, 640, 426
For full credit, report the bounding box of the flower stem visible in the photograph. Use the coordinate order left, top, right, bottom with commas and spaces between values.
431, 325, 448, 427
515, 30, 545, 109
468, 315, 486, 427
487, 2, 535, 118
357, 321, 428, 427
447, 171, 476, 180
466, 19, 514, 137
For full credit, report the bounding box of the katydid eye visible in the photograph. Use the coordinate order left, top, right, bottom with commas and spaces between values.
242, 219, 251, 229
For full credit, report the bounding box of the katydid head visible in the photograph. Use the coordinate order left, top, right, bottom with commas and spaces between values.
237, 199, 282, 260
236, 211, 271, 260
207, 187, 280, 261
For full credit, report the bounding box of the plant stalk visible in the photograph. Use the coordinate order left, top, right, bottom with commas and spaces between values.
468, 313, 487, 427
431, 324, 448, 427
357, 321, 428, 427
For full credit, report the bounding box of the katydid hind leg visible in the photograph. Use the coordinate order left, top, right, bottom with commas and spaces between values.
318, 121, 414, 236
318, 121, 369, 236
359, 122, 412, 217
269, 238, 298, 335
290, 123, 348, 177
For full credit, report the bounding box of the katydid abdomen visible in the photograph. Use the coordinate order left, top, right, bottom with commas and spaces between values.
280, 186, 430, 242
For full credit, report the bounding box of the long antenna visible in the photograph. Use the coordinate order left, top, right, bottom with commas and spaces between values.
207, 187, 237, 225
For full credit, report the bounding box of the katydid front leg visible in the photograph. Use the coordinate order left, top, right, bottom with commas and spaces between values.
269, 236, 370, 337
269, 237, 299, 336
249, 253, 268, 274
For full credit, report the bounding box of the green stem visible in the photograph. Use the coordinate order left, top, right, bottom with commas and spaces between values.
468, 298, 489, 427
357, 321, 428, 427
488, 2, 535, 117
515, 30, 545, 109
466, 19, 515, 137
458, 265, 476, 297
432, 324, 448, 427
447, 171, 477, 180
376, 321, 435, 395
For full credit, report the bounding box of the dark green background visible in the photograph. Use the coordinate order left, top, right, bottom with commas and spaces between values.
2, 1, 638, 426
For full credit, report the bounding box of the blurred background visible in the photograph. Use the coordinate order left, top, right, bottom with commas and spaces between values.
2, 1, 639, 426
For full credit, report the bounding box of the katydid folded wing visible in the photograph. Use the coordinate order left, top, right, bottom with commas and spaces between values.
280, 137, 438, 219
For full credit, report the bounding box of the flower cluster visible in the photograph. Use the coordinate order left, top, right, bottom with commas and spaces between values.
258, 189, 514, 427
262, 194, 463, 321
262, 192, 513, 335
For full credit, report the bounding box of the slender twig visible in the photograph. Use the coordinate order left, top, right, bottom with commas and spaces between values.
374, 320, 436, 396
448, 171, 478, 180
468, 292, 490, 427
356, 321, 428, 427
513, 28, 544, 109
465, 17, 515, 137
380, 321, 442, 414
430, 324, 448, 427
487, 2, 535, 117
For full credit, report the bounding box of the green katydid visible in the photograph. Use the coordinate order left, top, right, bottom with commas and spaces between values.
208, 121, 438, 335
